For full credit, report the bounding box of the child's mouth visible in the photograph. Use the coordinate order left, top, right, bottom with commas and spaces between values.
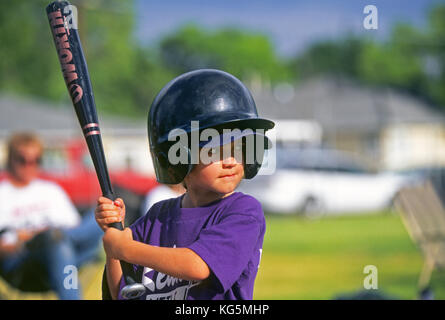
220, 173, 237, 179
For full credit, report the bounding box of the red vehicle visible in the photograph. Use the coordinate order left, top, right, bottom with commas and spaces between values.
1, 139, 158, 217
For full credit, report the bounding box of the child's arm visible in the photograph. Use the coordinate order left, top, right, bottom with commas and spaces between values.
96, 196, 210, 299
103, 228, 210, 282
95, 196, 126, 299
105, 256, 122, 300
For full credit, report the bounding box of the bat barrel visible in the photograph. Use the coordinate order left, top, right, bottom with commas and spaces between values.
47, 1, 144, 299
84, 133, 114, 197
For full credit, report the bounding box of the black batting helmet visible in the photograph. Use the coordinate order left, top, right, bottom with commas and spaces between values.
148, 69, 275, 184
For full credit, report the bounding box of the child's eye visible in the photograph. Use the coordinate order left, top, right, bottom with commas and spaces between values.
208, 148, 217, 156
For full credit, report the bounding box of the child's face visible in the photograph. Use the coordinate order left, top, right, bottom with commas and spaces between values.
184, 141, 244, 196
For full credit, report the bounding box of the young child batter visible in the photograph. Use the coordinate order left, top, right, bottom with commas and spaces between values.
95, 69, 274, 300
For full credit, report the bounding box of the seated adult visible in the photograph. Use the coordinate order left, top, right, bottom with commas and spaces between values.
0, 132, 102, 299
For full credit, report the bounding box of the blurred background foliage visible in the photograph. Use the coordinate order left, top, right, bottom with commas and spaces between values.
159, 24, 293, 83
1, 0, 445, 301
0, 0, 444, 115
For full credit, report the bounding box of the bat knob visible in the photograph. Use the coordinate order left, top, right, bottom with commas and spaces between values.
120, 281, 146, 300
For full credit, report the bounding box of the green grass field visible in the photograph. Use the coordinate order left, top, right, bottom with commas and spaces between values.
253, 212, 445, 300
2, 211, 444, 300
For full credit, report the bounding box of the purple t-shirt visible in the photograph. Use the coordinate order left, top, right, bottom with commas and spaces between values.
117, 192, 265, 300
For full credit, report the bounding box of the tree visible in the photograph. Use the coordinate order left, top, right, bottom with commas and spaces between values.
357, 24, 425, 93
0, 0, 156, 117
291, 4, 445, 111
159, 24, 292, 84
291, 35, 366, 80
0, 0, 67, 100
423, 5, 445, 107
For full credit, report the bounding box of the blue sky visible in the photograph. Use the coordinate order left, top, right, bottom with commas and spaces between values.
135, 0, 442, 57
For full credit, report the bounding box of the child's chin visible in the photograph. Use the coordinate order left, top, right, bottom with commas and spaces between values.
216, 184, 239, 195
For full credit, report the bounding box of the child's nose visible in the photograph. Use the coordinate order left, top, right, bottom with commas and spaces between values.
222, 155, 238, 166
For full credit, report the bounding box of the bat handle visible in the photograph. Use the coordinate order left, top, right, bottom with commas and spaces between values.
103, 191, 146, 299
102, 191, 123, 230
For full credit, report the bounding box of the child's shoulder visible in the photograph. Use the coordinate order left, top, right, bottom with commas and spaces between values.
141, 195, 181, 222
223, 192, 265, 221
129, 195, 181, 238
230, 192, 262, 207
151, 195, 180, 215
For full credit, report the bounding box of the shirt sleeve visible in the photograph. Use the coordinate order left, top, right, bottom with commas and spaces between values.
130, 198, 166, 243
187, 202, 264, 293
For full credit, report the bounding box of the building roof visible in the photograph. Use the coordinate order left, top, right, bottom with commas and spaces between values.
0, 94, 146, 140
2, 77, 444, 141
251, 76, 445, 134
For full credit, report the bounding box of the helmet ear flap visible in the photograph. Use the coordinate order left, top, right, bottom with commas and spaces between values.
242, 135, 266, 179
151, 146, 195, 184
244, 163, 261, 179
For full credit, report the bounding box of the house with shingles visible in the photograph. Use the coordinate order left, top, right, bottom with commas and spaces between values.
1, 76, 445, 173
251, 76, 445, 171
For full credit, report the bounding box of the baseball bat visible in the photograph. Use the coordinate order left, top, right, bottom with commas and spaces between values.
46, 1, 145, 299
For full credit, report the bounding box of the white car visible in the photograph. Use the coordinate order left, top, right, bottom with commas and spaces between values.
237, 147, 413, 217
